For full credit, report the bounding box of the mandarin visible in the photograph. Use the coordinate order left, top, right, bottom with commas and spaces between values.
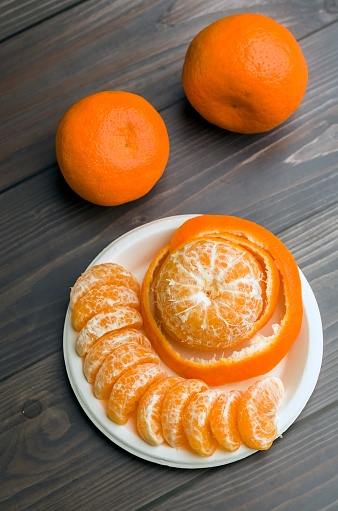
71, 284, 140, 331
56, 91, 169, 206
76, 305, 143, 356
182, 14, 308, 133
161, 379, 208, 448
94, 342, 160, 399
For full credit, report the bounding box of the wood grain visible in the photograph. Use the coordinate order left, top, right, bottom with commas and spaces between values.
0, 1, 337, 190
0, 0, 83, 41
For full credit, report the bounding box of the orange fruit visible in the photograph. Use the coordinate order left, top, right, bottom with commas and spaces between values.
84, 328, 151, 384
238, 377, 284, 450
161, 379, 208, 448
210, 390, 244, 452
155, 237, 267, 351
182, 14, 308, 133
137, 376, 184, 446
94, 342, 160, 399
70, 263, 140, 309
141, 215, 302, 385
75, 305, 143, 356
108, 363, 167, 425
56, 91, 170, 206
182, 389, 221, 457
72, 284, 140, 331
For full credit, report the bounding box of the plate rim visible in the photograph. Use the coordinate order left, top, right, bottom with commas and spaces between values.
63, 214, 323, 469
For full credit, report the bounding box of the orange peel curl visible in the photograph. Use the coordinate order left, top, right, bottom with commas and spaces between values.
140, 215, 303, 386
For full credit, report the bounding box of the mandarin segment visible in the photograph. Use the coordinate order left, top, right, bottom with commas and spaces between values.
108, 363, 167, 425
94, 343, 160, 399
84, 328, 151, 384
210, 390, 244, 452
137, 377, 184, 446
182, 389, 222, 457
76, 305, 143, 356
238, 377, 284, 450
72, 284, 140, 331
161, 379, 208, 448
155, 238, 265, 350
70, 263, 140, 309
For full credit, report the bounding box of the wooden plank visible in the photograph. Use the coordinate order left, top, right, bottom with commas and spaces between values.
0, 2, 337, 189
0, 0, 82, 41
0, 348, 336, 510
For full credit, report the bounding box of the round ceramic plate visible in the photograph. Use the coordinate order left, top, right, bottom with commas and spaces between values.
63, 215, 323, 469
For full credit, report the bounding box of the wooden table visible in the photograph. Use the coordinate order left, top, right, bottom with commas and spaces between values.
1, 1, 337, 509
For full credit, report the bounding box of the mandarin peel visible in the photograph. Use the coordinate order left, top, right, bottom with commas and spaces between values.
141, 215, 302, 385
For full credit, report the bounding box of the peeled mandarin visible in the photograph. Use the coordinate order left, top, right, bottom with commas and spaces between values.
76, 305, 143, 356
161, 379, 208, 448
210, 390, 244, 452
70, 262, 140, 309
182, 389, 222, 456
72, 284, 140, 331
108, 363, 167, 425
238, 377, 284, 450
137, 377, 184, 446
94, 343, 160, 399
84, 328, 151, 384
154, 238, 265, 351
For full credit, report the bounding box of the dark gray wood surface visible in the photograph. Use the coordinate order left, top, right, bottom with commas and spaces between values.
1, 1, 337, 510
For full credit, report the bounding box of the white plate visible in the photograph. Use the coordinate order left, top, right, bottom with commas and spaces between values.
63, 215, 323, 468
